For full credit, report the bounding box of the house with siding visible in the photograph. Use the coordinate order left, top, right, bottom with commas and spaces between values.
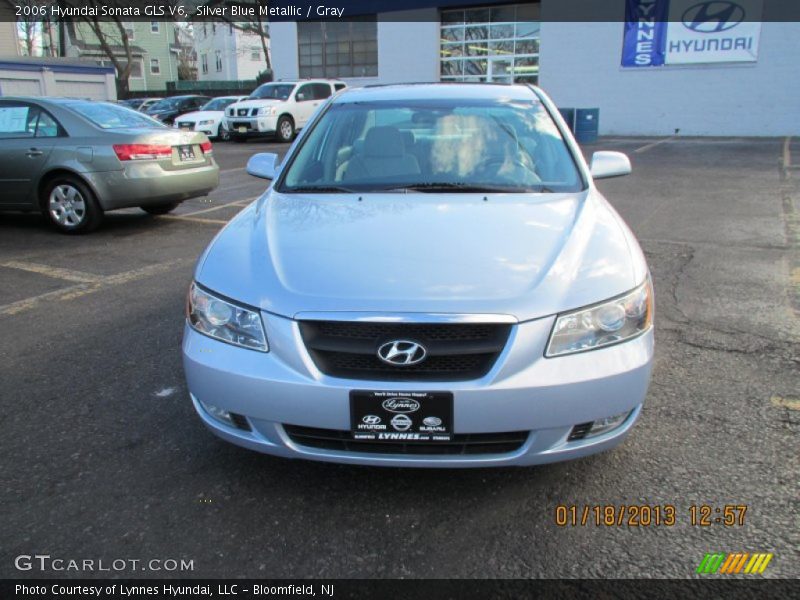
65, 21, 181, 93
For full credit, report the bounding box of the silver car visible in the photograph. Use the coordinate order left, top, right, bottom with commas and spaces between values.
0, 97, 220, 233
183, 83, 654, 467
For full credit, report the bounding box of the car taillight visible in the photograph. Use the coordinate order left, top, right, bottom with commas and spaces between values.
200, 141, 213, 154
113, 144, 172, 161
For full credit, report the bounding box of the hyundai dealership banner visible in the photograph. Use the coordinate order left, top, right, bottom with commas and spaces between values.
622, 0, 763, 67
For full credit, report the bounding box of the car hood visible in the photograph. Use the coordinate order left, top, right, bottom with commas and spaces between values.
176, 110, 222, 121
195, 190, 647, 322
229, 99, 284, 110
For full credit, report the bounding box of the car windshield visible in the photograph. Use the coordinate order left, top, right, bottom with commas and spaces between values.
249, 84, 294, 100
279, 98, 584, 193
201, 98, 237, 111
149, 98, 182, 111
67, 101, 163, 129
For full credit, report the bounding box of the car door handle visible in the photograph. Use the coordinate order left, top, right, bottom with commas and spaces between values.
26, 148, 43, 157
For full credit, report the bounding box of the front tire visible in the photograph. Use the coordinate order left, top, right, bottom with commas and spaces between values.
42, 175, 103, 234
276, 115, 294, 143
141, 202, 180, 215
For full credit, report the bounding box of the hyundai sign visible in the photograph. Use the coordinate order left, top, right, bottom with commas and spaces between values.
622, 0, 762, 67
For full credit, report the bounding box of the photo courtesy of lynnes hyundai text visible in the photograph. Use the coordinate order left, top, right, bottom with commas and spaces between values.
182, 83, 654, 468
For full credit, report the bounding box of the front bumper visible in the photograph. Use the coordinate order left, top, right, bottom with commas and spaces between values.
223, 116, 277, 137
182, 313, 654, 468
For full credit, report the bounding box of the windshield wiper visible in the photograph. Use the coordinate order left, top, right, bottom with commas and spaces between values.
283, 185, 360, 193
383, 182, 554, 193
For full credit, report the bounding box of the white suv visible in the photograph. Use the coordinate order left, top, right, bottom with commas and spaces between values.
224, 79, 346, 143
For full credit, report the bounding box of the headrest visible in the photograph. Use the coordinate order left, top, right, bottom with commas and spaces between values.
364, 126, 405, 158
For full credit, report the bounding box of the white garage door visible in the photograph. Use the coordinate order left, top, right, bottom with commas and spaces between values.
0, 77, 42, 96
55, 79, 109, 100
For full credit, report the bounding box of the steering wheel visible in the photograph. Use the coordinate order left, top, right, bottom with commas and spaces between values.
476, 156, 540, 182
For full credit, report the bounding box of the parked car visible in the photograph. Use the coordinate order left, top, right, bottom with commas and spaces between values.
173, 96, 247, 141
0, 97, 219, 233
183, 83, 653, 467
145, 95, 211, 125
119, 97, 161, 112
223, 79, 346, 143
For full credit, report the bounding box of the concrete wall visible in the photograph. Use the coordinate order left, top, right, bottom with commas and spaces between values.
0, 66, 116, 100
271, 10, 439, 87
539, 21, 800, 136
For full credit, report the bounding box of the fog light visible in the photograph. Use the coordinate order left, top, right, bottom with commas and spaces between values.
585, 411, 630, 438
199, 399, 236, 427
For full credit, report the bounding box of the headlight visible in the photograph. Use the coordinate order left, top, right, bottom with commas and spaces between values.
187, 283, 268, 352
258, 106, 277, 116
545, 279, 653, 357
198, 119, 214, 125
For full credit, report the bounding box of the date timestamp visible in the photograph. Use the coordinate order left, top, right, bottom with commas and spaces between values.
555, 504, 748, 527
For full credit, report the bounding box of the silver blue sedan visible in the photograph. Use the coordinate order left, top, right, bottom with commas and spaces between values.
183, 83, 654, 467
0, 97, 219, 233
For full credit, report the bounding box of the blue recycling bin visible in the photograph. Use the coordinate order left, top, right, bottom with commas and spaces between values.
574, 108, 599, 143
557, 107, 575, 133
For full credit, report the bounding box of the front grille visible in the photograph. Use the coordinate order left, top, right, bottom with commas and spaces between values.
298, 321, 512, 381
284, 425, 528, 455
237, 108, 249, 116
250, 108, 259, 116
178, 121, 195, 130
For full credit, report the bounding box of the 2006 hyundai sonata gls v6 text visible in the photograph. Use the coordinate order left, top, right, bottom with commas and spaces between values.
183, 84, 654, 468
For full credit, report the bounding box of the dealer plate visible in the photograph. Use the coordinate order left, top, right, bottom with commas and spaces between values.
177, 144, 195, 162
350, 390, 453, 442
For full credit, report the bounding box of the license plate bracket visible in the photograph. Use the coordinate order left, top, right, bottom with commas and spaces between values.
350, 390, 453, 442
177, 144, 195, 162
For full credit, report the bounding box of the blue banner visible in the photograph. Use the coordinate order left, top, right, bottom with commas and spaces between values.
621, 0, 669, 67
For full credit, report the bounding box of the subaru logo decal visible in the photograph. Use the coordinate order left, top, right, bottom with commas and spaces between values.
422, 416, 442, 427
381, 397, 421, 414
376, 340, 427, 366
682, 1, 745, 33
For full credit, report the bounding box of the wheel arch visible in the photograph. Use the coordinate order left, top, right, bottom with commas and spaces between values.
37, 168, 100, 211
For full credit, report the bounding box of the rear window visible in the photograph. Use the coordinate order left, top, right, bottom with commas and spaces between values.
66, 102, 163, 129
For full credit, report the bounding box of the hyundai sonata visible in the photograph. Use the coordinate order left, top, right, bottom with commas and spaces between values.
183, 83, 653, 467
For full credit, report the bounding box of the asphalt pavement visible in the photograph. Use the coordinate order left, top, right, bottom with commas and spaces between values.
1, 136, 798, 579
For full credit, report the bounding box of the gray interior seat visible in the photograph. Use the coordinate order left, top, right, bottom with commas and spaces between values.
343, 126, 420, 181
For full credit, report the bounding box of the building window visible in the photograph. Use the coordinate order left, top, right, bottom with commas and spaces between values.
203, 24, 207, 38
440, 3, 540, 84
124, 22, 135, 41
250, 49, 260, 61
150, 58, 160, 74
297, 17, 377, 79
201, 53, 208, 74
150, 21, 159, 34
215, 50, 222, 72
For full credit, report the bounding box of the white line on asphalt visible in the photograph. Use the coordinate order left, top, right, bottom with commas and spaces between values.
178, 197, 257, 217
634, 136, 678, 154
0, 260, 103, 284
0, 260, 185, 317
159, 214, 229, 225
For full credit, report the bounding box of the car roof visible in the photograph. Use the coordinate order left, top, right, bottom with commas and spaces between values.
333, 83, 538, 104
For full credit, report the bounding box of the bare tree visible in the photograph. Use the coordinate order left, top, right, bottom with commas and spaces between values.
6, 0, 39, 55
80, 16, 136, 97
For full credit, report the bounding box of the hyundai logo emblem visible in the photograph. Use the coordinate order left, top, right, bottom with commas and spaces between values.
682, 1, 745, 33
362, 415, 381, 425
376, 340, 427, 366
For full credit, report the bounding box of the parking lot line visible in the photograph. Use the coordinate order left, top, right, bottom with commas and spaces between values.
0, 259, 186, 317
1, 260, 103, 284
159, 214, 230, 225
179, 197, 258, 217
